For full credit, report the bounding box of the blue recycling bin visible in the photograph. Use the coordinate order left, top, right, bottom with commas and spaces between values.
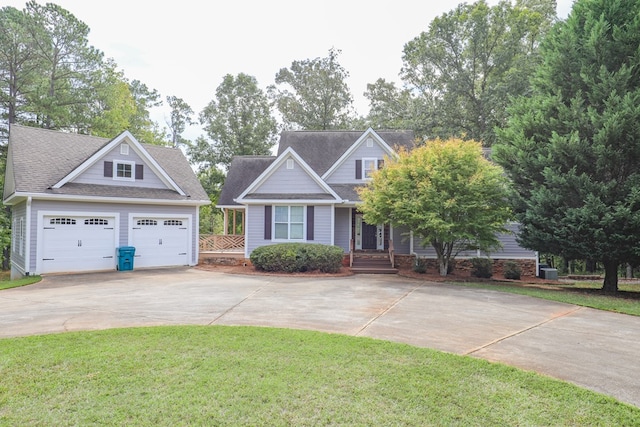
117, 246, 136, 271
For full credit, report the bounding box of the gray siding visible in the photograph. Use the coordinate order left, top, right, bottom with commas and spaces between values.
245, 204, 333, 256
246, 204, 270, 255
28, 199, 199, 272
325, 141, 390, 184
481, 223, 537, 259
334, 207, 351, 253
313, 205, 332, 246
253, 156, 326, 194
73, 143, 166, 189
392, 225, 411, 255
10, 201, 26, 272
413, 223, 536, 259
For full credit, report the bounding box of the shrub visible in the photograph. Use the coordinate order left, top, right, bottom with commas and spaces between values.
503, 261, 522, 280
413, 257, 428, 274
250, 243, 344, 273
470, 257, 493, 278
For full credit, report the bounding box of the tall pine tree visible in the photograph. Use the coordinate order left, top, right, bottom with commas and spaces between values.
494, 0, 640, 293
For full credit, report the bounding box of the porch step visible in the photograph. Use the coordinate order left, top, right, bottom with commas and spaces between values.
350, 252, 397, 274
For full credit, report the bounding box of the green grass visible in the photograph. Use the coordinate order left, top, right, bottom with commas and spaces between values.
450, 280, 640, 316
0, 326, 638, 426
0, 270, 41, 290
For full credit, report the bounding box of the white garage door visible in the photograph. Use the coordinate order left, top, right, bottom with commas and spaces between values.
131, 217, 189, 268
41, 216, 116, 274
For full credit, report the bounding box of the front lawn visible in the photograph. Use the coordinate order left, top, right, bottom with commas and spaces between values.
0, 271, 41, 290
450, 280, 640, 316
0, 326, 637, 425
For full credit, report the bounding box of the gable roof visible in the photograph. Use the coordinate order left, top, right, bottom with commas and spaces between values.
217, 129, 415, 208
236, 147, 341, 204
217, 156, 275, 206
53, 130, 185, 195
3, 124, 209, 205
277, 129, 415, 176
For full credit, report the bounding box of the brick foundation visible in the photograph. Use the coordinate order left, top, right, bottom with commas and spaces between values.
400, 255, 536, 278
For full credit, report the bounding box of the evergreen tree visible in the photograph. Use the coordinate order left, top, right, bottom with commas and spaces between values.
494, 0, 640, 293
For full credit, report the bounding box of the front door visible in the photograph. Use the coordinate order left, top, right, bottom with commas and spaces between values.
355, 214, 384, 250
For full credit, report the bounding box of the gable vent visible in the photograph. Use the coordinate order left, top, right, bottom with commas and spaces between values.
366, 138, 373, 147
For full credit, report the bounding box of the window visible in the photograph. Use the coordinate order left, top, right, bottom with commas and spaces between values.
137, 219, 157, 226
164, 220, 183, 226
50, 218, 76, 225
115, 161, 133, 179
363, 158, 378, 179
85, 218, 109, 225
274, 206, 304, 240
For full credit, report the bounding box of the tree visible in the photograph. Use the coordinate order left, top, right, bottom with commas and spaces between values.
0, 6, 43, 141
25, 1, 104, 130
268, 48, 355, 130
128, 80, 166, 145
191, 73, 277, 171
366, 0, 556, 143
358, 138, 512, 276
493, 0, 640, 293
165, 95, 194, 148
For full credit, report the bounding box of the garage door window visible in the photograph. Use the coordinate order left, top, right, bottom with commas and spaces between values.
164, 220, 183, 226
137, 219, 157, 226
85, 218, 109, 225
50, 218, 76, 225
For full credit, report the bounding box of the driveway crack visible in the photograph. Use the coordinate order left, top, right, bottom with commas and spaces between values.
355, 282, 424, 336
206, 286, 265, 325
464, 305, 584, 356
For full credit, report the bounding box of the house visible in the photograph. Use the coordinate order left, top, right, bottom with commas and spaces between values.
3, 125, 210, 279
216, 128, 538, 275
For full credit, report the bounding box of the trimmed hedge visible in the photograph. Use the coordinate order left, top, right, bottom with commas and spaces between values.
250, 243, 344, 273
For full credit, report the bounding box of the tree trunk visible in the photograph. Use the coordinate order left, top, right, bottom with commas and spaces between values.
602, 259, 619, 294
438, 257, 449, 276
626, 263, 633, 279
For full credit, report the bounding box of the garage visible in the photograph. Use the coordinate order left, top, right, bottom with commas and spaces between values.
130, 216, 190, 268
40, 215, 117, 274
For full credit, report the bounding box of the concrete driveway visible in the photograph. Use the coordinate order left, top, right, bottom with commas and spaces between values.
1, 267, 639, 408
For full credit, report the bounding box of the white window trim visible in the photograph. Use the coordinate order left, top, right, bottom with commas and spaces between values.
272, 205, 306, 241
113, 160, 135, 181
362, 157, 379, 180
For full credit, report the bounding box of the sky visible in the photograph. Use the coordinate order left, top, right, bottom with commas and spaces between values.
5, 0, 574, 139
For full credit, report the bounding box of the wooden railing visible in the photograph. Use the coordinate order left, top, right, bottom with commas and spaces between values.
199, 234, 244, 252
388, 239, 395, 268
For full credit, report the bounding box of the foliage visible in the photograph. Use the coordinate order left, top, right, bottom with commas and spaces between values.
493, 0, 640, 293
165, 95, 194, 148
250, 243, 344, 273
190, 73, 276, 174
453, 281, 640, 317
198, 204, 223, 235
365, 0, 556, 143
268, 48, 356, 130
0, 4, 166, 143
503, 261, 522, 280
358, 138, 512, 276
470, 257, 494, 278
413, 257, 428, 274
0, 274, 41, 290
1, 326, 638, 425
